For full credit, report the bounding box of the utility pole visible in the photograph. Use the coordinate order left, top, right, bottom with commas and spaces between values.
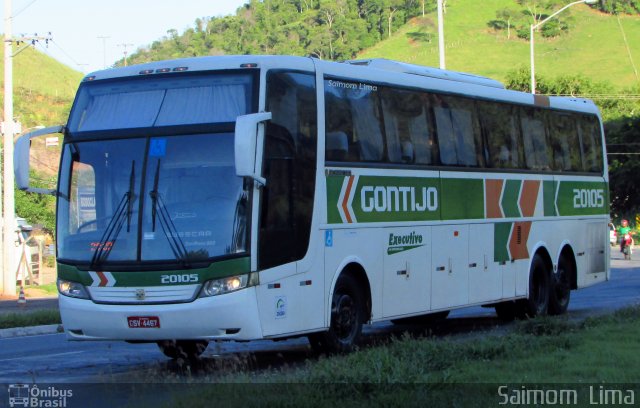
2, 0, 51, 295
97, 35, 110, 69
3, 0, 15, 295
437, 0, 445, 69
118, 43, 134, 66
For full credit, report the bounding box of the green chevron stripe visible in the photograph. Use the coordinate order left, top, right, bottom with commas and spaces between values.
544, 180, 558, 217
501, 180, 522, 218
494, 222, 512, 263
327, 175, 345, 224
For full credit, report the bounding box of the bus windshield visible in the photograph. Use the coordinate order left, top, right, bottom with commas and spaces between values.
56, 72, 255, 267
57, 133, 249, 266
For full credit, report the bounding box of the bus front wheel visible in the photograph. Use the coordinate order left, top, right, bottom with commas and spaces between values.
308, 274, 364, 354
157, 340, 209, 360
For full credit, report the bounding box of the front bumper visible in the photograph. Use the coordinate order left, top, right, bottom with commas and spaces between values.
59, 287, 263, 341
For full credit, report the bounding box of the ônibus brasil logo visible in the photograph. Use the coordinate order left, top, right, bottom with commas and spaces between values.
8, 384, 73, 408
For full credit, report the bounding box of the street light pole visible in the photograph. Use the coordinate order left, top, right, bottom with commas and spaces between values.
530, 0, 598, 94
2, 0, 15, 296
437, 0, 445, 69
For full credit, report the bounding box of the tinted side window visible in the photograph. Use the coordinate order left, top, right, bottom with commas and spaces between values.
578, 115, 604, 173
520, 107, 551, 171
478, 101, 522, 169
261, 71, 317, 269
380, 88, 436, 165
432, 94, 483, 167
325, 79, 383, 162
548, 112, 581, 171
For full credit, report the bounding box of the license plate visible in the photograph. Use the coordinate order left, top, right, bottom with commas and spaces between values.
127, 316, 160, 328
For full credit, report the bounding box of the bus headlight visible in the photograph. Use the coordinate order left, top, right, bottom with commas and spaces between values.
57, 279, 90, 299
200, 273, 258, 297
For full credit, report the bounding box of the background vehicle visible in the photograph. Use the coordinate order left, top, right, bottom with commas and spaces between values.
622, 233, 633, 260
609, 223, 617, 246
15, 56, 610, 358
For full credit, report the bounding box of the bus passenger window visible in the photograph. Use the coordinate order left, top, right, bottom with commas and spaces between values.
324, 78, 384, 163
520, 108, 551, 171
432, 94, 482, 167
478, 101, 522, 169
578, 116, 603, 173
548, 112, 580, 171
381, 88, 434, 165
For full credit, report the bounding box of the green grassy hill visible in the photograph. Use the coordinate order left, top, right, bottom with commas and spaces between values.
361, 1, 640, 90
0, 46, 82, 129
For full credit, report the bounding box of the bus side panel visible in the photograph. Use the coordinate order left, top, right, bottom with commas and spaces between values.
579, 220, 609, 288
255, 246, 326, 337
469, 223, 503, 304
382, 226, 431, 318
324, 228, 384, 323
431, 224, 469, 310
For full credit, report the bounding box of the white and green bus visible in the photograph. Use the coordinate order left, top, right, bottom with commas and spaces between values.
15, 56, 609, 358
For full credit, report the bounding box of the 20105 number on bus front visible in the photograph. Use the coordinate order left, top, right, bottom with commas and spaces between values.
573, 189, 604, 209
160, 274, 199, 284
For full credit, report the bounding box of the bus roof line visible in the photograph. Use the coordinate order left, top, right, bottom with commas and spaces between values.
344, 58, 505, 89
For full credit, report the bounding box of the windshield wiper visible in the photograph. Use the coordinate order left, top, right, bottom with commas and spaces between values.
149, 159, 190, 266
90, 161, 135, 268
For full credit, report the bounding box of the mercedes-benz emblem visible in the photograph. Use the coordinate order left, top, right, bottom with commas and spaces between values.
135, 288, 146, 300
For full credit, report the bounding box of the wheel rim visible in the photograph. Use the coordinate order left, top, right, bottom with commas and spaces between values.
333, 293, 358, 343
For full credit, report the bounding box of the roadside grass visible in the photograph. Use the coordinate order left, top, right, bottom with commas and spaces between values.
0, 309, 61, 329
165, 306, 640, 407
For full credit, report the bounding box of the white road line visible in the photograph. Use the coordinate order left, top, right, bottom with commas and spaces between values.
0, 350, 85, 362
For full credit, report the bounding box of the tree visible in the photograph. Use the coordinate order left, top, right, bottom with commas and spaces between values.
15, 171, 56, 234
492, 7, 520, 39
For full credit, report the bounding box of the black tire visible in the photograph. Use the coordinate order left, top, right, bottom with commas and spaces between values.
494, 301, 517, 321
624, 246, 631, 260
308, 274, 365, 354
391, 310, 450, 325
518, 254, 550, 318
549, 255, 572, 315
157, 340, 209, 360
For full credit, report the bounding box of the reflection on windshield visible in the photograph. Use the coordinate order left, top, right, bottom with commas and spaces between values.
57, 133, 248, 266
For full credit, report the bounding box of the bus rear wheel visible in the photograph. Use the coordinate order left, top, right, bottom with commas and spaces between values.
549, 255, 572, 315
157, 340, 209, 360
518, 254, 550, 318
308, 274, 364, 354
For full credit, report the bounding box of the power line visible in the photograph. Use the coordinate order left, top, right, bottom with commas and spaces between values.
45, 39, 86, 69
13, 0, 39, 17
545, 94, 640, 100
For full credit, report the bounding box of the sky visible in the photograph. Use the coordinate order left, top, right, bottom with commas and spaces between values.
1, 0, 249, 74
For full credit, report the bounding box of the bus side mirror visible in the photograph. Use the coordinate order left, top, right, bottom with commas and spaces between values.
14, 125, 65, 195
235, 112, 272, 186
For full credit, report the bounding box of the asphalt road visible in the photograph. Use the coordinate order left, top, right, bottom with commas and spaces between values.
0, 252, 638, 394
